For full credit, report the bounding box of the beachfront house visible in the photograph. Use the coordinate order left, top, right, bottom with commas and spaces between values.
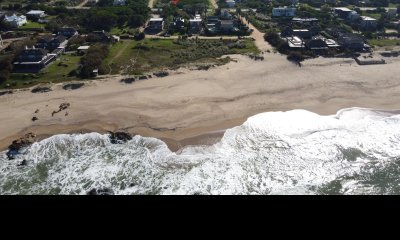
189, 15, 202, 34
148, 18, 164, 31
293, 29, 312, 39
220, 20, 234, 32
306, 37, 329, 51
172, 17, 185, 31
337, 33, 364, 51
57, 27, 78, 39
26, 10, 45, 21
272, 7, 296, 17
13, 46, 55, 73
360, 16, 377, 30
4, 14, 27, 28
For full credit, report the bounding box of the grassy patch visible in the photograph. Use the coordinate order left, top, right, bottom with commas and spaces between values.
369, 38, 400, 47
104, 38, 259, 75
19, 21, 45, 29
2, 54, 81, 89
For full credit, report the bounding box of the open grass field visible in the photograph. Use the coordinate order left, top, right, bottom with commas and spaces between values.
1, 54, 81, 89
369, 38, 400, 47
104, 38, 259, 75
19, 21, 46, 30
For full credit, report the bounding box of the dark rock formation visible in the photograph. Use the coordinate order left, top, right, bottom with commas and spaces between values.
0, 90, 13, 96
17, 160, 27, 166
87, 188, 114, 195
6, 133, 36, 160
108, 131, 132, 144
63, 83, 85, 90
153, 71, 169, 77
31, 86, 52, 93
120, 77, 135, 84
138, 75, 148, 80
32, 116, 38, 122
52, 102, 70, 116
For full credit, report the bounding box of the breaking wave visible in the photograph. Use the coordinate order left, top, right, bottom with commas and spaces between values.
1, 108, 400, 195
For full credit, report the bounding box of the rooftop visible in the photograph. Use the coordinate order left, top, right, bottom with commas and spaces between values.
361, 16, 377, 21
334, 7, 352, 12
150, 18, 163, 21
27, 10, 45, 14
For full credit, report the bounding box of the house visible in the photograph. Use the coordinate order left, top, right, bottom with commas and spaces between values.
13, 46, 55, 73
4, 14, 27, 27
57, 27, 78, 38
113, 0, 126, 6
77, 45, 90, 55
88, 30, 118, 43
280, 27, 293, 38
360, 16, 377, 30
220, 20, 234, 32
36, 35, 67, 51
172, 17, 185, 31
26, 10, 45, 20
334, 7, 353, 19
272, 7, 296, 17
338, 33, 364, 51
293, 29, 312, 39
286, 36, 305, 49
148, 18, 164, 31
292, 18, 318, 26
226, 0, 236, 8
347, 11, 360, 22
306, 37, 328, 51
220, 9, 233, 20
189, 16, 202, 34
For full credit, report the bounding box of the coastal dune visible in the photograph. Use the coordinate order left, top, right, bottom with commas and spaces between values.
1, 52, 400, 151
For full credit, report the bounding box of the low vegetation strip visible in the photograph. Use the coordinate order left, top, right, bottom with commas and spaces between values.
104, 38, 259, 75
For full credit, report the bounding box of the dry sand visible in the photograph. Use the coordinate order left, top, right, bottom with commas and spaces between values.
1, 52, 400, 151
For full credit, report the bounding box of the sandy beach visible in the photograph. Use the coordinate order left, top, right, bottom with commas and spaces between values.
1, 52, 400, 151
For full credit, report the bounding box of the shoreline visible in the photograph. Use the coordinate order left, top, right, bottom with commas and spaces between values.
2, 52, 400, 152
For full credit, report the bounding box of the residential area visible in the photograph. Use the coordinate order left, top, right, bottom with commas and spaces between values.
0, 0, 399, 89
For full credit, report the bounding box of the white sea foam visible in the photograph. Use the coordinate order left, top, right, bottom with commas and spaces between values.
0, 108, 399, 195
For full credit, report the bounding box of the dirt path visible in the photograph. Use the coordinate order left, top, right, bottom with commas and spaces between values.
78, 0, 88, 7
239, 15, 272, 52
148, 0, 155, 8
209, 0, 218, 9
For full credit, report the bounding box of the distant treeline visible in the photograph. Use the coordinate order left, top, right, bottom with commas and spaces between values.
8, 0, 150, 33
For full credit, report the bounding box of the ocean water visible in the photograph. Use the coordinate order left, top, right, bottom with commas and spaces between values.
1, 108, 400, 195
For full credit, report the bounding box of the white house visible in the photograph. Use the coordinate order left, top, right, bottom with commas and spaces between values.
272, 7, 296, 17
113, 0, 126, 6
26, 10, 45, 19
226, 0, 236, 8
4, 14, 27, 27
